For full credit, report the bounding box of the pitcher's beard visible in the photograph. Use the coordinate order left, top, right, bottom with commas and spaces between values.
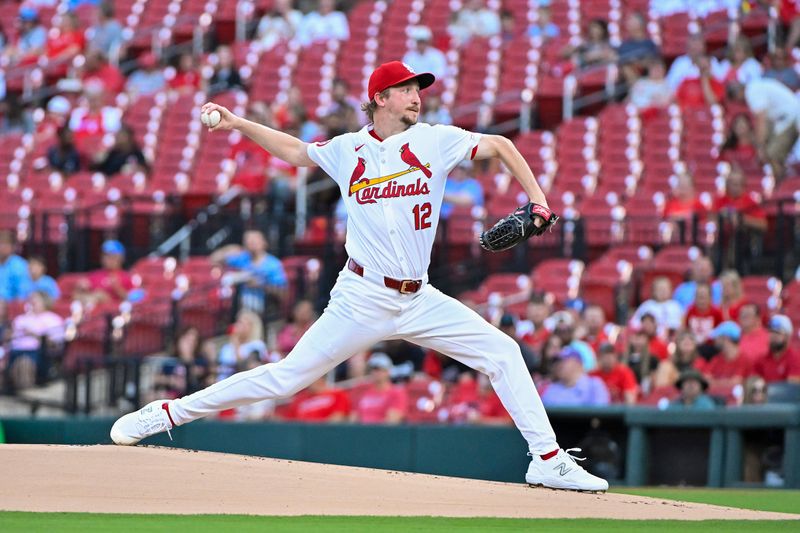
401, 113, 418, 126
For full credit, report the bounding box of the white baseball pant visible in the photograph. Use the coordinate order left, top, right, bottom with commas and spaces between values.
169, 266, 559, 455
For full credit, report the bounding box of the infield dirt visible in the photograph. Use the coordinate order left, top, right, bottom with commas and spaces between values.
0, 444, 796, 520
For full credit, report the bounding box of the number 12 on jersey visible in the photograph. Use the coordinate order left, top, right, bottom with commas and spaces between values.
413, 202, 432, 230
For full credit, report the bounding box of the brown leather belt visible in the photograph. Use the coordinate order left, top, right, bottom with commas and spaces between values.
348, 258, 422, 294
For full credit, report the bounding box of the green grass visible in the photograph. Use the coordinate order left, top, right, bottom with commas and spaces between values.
0, 514, 797, 533
614, 488, 800, 515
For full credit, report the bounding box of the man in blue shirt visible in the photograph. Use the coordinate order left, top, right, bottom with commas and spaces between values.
441, 160, 484, 219
211, 230, 287, 311
541, 347, 610, 407
0, 230, 33, 302
673, 255, 722, 310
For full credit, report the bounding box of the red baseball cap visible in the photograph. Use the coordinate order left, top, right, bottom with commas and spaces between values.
367, 61, 435, 101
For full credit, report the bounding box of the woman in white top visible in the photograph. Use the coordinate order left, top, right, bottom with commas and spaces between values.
216, 308, 268, 381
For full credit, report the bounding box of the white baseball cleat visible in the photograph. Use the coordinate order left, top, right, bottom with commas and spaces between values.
110, 400, 174, 445
525, 448, 609, 492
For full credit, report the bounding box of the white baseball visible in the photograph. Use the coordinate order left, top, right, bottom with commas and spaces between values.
201, 109, 221, 127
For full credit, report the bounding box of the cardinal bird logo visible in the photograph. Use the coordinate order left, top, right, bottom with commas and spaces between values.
348, 157, 367, 196
400, 143, 432, 178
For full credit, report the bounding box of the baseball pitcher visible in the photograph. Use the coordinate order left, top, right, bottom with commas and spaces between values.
111, 61, 607, 492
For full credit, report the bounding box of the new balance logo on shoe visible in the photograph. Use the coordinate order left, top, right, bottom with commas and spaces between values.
553, 462, 572, 476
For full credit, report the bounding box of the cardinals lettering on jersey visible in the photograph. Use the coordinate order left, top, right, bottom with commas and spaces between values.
347, 142, 432, 205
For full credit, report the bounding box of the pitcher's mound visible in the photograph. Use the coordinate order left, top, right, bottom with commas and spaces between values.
0, 445, 794, 520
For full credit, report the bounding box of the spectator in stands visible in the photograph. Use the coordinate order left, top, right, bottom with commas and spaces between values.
717, 35, 763, 85
256, 0, 302, 50
47, 125, 81, 174
441, 160, 484, 219
420, 93, 452, 126
74, 239, 134, 305
352, 352, 408, 424
730, 77, 800, 181
0, 93, 34, 135
713, 168, 768, 269
534, 334, 563, 385
652, 330, 707, 389
207, 45, 243, 95
663, 172, 705, 228
283, 374, 350, 422
160, 326, 216, 398
738, 303, 770, 365
707, 321, 751, 388
755, 315, 800, 383
216, 309, 268, 381
69, 81, 122, 141
673, 255, 722, 310
228, 103, 275, 194
167, 53, 201, 94
675, 56, 725, 111
86, 2, 122, 58
36, 96, 71, 145
447, 0, 501, 47
7, 291, 65, 389
498, 313, 538, 373
719, 270, 747, 322
563, 19, 615, 69
519, 293, 551, 353
46, 12, 85, 66
527, 2, 560, 41
296, 0, 350, 47
549, 310, 597, 370
629, 58, 672, 111
640, 313, 669, 359
764, 47, 800, 90
211, 230, 288, 302
2, 7, 46, 65
684, 282, 723, 346
720, 113, 758, 164
590, 342, 638, 405
631, 277, 684, 336
318, 78, 362, 131
742, 375, 767, 405
669, 369, 716, 410
617, 12, 660, 87
89, 124, 149, 176
623, 327, 659, 387
81, 50, 125, 95
581, 304, 611, 355
500, 9, 517, 43
403, 26, 447, 80
0, 231, 33, 303
125, 52, 166, 99
277, 299, 318, 356
475, 372, 512, 424
541, 347, 610, 407
666, 32, 721, 92
27, 256, 59, 301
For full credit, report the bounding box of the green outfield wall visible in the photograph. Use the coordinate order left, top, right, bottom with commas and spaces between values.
2, 405, 798, 488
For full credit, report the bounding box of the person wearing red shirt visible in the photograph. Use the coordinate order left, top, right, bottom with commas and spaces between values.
582, 304, 610, 356
675, 56, 724, 111
169, 53, 202, 94
684, 282, 723, 344
737, 303, 770, 365
46, 13, 85, 64
590, 343, 638, 405
229, 103, 275, 194
352, 353, 408, 424
706, 321, 752, 388
75, 240, 135, 305
663, 172, 706, 223
719, 270, 748, 322
754, 315, 800, 383
276, 299, 317, 356
81, 51, 125, 95
284, 375, 350, 421
640, 313, 669, 361
720, 113, 758, 167
520, 294, 551, 353
712, 165, 768, 233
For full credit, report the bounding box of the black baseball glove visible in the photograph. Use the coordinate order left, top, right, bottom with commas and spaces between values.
479, 202, 559, 252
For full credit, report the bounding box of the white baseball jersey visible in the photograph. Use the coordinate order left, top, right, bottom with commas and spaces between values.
306, 123, 481, 280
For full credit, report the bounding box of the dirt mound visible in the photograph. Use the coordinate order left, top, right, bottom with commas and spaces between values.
0, 445, 795, 520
